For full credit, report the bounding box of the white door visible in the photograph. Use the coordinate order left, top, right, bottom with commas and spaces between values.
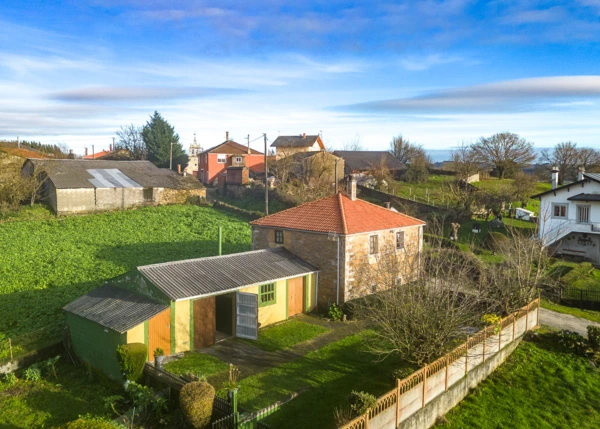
236, 292, 258, 340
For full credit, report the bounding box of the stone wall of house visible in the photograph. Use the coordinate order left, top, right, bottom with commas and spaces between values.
157, 187, 206, 205
252, 226, 340, 307
343, 225, 422, 302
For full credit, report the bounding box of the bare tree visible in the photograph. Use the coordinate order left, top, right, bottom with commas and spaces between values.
471, 132, 536, 179
539, 142, 579, 184
342, 134, 364, 151
389, 135, 425, 164
450, 143, 479, 181
366, 159, 393, 190
116, 124, 146, 160
510, 171, 537, 207
577, 147, 600, 173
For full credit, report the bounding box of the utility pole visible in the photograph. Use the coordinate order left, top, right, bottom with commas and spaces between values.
17, 136, 20, 149
92, 145, 95, 159
112, 137, 115, 151
169, 142, 174, 170
246, 134, 250, 155
264, 133, 269, 215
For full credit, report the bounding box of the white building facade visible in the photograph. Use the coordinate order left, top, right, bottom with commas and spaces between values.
535, 170, 600, 263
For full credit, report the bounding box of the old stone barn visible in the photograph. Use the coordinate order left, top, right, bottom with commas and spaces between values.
23, 159, 205, 214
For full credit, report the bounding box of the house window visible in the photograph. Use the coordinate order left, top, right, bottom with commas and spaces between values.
235, 156, 243, 163
259, 283, 276, 307
275, 230, 284, 244
577, 205, 590, 224
217, 154, 227, 163
552, 203, 567, 218
396, 231, 405, 250
369, 235, 378, 255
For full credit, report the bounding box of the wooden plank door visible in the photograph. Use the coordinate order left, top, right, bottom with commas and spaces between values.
148, 308, 171, 359
288, 277, 305, 317
194, 296, 216, 349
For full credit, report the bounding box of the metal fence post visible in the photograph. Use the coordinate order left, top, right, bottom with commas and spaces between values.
465, 337, 469, 376
512, 314, 516, 341
422, 368, 427, 407
396, 381, 401, 427
445, 356, 449, 391
482, 329, 486, 363
526, 303, 529, 331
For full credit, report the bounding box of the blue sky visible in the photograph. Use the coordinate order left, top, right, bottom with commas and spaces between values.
1, 0, 600, 155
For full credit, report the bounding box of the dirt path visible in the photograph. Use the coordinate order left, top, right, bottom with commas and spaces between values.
539, 308, 600, 335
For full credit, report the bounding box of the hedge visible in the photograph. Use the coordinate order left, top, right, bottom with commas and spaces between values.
116, 343, 147, 382
180, 381, 215, 429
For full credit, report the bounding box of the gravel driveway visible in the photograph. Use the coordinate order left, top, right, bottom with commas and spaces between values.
540, 308, 600, 336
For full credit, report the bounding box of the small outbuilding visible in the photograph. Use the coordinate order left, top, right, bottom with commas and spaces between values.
64, 248, 319, 380
22, 159, 205, 214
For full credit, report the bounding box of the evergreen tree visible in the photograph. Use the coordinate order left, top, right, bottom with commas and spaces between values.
141, 111, 188, 170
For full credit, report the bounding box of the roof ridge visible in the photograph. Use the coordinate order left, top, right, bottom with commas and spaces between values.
338, 192, 349, 234
357, 196, 426, 224
249, 194, 338, 225
137, 248, 282, 270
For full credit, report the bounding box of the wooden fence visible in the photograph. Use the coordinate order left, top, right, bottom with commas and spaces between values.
340, 298, 540, 429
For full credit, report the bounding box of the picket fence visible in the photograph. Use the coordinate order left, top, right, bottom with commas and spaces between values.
340, 298, 541, 429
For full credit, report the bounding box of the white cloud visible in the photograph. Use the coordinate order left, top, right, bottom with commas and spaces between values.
399, 54, 463, 71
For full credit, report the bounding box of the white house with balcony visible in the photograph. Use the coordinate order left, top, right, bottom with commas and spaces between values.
533, 166, 600, 263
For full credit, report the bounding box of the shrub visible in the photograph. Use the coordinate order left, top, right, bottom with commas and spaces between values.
328, 303, 344, 321
62, 415, 125, 429
3, 372, 17, 386
588, 326, 600, 351
556, 330, 588, 356
117, 343, 147, 382
180, 381, 215, 429
349, 390, 377, 416
481, 231, 509, 252
390, 367, 415, 382
482, 314, 502, 334
154, 347, 164, 357
24, 366, 42, 382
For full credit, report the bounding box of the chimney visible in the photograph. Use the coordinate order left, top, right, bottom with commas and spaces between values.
347, 174, 357, 201
177, 164, 181, 174
109, 144, 113, 152
85, 147, 88, 157
551, 165, 559, 189
226, 131, 229, 141
384, 202, 391, 209
578, 165, 585, 181
302, 133, 306, 138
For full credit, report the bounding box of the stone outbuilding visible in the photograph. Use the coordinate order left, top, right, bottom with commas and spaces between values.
250, 176, 425, 306
22, 159, 205, 214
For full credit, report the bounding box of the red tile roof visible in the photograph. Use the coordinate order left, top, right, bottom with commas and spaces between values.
250, 193, 425, 234
83, 150, 113, 159
201, 140, 263, 155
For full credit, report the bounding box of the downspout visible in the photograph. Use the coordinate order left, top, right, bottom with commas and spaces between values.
315, 271, 319, 309
336, 236, 340, 305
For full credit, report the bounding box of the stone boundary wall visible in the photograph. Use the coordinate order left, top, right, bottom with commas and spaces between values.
340, 298, 541, 429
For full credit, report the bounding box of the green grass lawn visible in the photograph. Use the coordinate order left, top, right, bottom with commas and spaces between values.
541, 299, 600, 324
438, 331, 600, 428
0, 204, 55, 223
0, 360, 122, 428
472, 179, 551, 213
548, 260, 600, 291
163, 352, 230, 377
0, 204, 252, 362
235, 331, 416, 429
241, 319, 329, 352
392, 175, 456, 206
216, 192, 291, 215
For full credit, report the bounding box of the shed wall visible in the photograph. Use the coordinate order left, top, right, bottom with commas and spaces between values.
241, 279, 287, 327
127, 323, 145, 344
66, 312, 126, 381
174, 300, 191, 353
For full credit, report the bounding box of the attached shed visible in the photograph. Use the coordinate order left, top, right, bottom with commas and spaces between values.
64, 248, 318, 380
22, 159, 205, 214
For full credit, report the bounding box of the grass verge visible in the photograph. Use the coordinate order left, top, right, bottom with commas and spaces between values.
438, 330, 600, 428
163, 352, 229, 377
241, 319, 329, 352
0, 361, 122, 428
235, 330, 416, 429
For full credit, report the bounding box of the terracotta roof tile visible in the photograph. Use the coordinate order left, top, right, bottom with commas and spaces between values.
250, 193, 425, 234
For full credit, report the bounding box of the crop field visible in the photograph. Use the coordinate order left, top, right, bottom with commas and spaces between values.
0, 205, 252, 361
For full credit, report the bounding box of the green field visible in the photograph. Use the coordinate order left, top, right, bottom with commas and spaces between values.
393, 175, 455, 206
438, 330, 600, 428
473, 178, 552, 213
0, 205, 252, 361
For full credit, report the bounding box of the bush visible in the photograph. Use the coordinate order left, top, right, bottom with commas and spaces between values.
3, 372, 17, 386
62, 415, 125, 429
390, 367, 415, 382
556, 330, 588, 356
588, 326, 600, 351
24, 366, 42, 382
328, 303, 344, 321
180, 381, 215, 429
349, 390, 378, 416
481, 231, 509, 252
117, 343, 147, 382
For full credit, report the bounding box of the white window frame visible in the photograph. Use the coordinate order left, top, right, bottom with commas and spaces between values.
577, 205, 591, 224
552, 203, 568, 219
235, 156, 243, 163
217, 154, 227, 163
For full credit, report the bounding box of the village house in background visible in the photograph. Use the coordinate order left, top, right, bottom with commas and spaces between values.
63, 248, 318, 380
534, 166, 600, 264
83, 145, 114, 160
22, 159, 205, 214
197, 132, 264, 185
332, 150, 406, 176
251, 176, 425, 306
287, 151, 345, 186
184, 134, 202, 177
270, 134, 325, 159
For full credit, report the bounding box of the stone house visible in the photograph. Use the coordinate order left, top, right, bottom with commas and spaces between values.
250, 176, 425, 306
270, 134, 325, 159
332, 150, 406, 176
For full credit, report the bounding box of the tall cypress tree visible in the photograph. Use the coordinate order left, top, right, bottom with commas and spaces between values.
142, 111, 188, 170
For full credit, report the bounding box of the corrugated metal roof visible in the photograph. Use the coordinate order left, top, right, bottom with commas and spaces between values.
584, 173, 600, 182
63, 285, 169, 333
138, 248, 318, 301
332, 151, 406, 172
25, 159, 203, 190
568, 193, 600, 201
270, 135, 323, 148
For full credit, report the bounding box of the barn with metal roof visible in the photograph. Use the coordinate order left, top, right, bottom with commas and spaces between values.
22, 159, 205, 214
63, 248, 318, 380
